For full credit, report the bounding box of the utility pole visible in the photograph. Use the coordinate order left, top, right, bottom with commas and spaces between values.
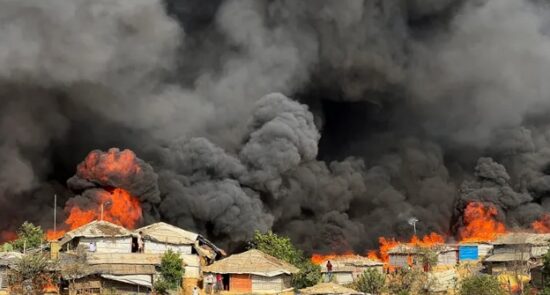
408, 217, 419, 236
53, 194, 57, 239
100, 201, 112, 221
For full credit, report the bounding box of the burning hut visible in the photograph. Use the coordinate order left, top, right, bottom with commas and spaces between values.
203, 249, 299, 294
483, 232, 550, 275
388, 244, 458, 270
318, 255, 383, 285
299, 282, 364, 295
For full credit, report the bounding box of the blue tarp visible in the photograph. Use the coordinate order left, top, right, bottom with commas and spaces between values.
459, 245, 479, 261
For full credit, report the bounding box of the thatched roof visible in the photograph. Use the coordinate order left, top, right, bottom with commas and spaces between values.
492, 233, 550, 246
202, 249, 299, 277
299, 283, 364, 295
136, 222, 197, 245
59, 220, 132, 245
135, 222, 226, 258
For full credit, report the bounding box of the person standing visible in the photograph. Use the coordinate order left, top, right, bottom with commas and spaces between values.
326, 260, 333, 282
216, 273, 223, 293
205, 273, 215, 294
137, 231, 144, 253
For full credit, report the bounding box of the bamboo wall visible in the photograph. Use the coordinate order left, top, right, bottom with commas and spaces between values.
143, 241, 192, 255
80, 237, 132, 253
251, 275, 288, 292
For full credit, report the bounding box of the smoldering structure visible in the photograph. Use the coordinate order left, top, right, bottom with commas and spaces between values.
3, 0, 550, 252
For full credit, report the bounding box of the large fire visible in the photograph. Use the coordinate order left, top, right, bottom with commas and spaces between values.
46, 149, 145, 241
47, 188, 142, 240
77, 148, 141, 183
532, 213, 550, 233
312, 233, 445, 268
370, 233, 445, 264
459, 202, 506, 243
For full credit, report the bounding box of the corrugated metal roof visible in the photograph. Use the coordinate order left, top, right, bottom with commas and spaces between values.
101, 274, 152, 288
203, 249, 299, 277
59, 221, 132, 246
135, 222, 198, 245
299, 282, 364, 295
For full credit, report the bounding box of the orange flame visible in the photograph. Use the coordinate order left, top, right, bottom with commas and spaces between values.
532, 214, 550, 233
46, 188, 142, 240
312, 232, 445, 271
311, 251, 356, 265
0, 230, 17, 243
459, 202, 506, 243
77, 148, 141, 183
46, 148, 144, 241
42, 276, 58, 293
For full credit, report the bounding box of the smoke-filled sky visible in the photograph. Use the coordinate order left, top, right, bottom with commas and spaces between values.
3, 0, 550, 253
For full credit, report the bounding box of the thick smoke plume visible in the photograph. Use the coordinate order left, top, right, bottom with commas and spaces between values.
4, 0, 550, 252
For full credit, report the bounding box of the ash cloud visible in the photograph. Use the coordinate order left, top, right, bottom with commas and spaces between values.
3, 0, 550, 252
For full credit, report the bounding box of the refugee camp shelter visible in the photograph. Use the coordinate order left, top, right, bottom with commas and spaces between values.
67, 274, 152, 295
458, 243, 494, 262
299, 282, 364, 295
388, 245, 458, 269
483, 233, 550, 275
135, 222, 224, 261
57, 220, 134, 253
319, 255, 383, 284
203, 249, 299, 294
58, 250, 157, 295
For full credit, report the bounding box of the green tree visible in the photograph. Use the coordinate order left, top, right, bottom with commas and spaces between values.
249, 231, 321, 289
154, 250, 184, 294
459, 274, 506, 295
541, 249, 550, 295
353, 268, 386, 295
12, 222, 45, 252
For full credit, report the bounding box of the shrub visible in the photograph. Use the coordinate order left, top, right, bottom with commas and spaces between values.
353, 268, 386, 295
459, 274, 506, 295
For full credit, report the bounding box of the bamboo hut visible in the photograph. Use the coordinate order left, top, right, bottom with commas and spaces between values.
203, 249, 299, 294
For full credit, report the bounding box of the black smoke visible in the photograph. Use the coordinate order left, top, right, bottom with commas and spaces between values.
3, 0, 550, 253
